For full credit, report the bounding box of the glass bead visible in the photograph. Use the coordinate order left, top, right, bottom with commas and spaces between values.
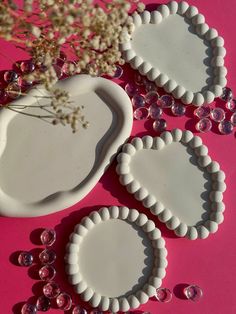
132, 94, 145, 108
56, 293, 72, 310
40, 229, 56, 246
5, 82, 21, 99
155, 288, 172, 303
158, 95, 174, 108
72, 305, 88, 314
210, 108, 225, 122
18, 251, 33, 266
113, 65, 123, 79
43, 282, 60, 299
20, 60, 35, 73
196, 118, 212, 133
194, 105, 211, 118
171, 102, 186, 116
231, 112, 236, 126
0, 89, 8, 102
90, 311, 103, 314
4, 70, 18, 83
153, 118, 167, 132
220, 87, 233, 101
57, 51, 67, 65
39, 265, 56, 281
17, 76, 33, 88
145, 91, 160, 105
39, 249, 56, 264
36, 296, 51, 312
149, 103, 163, 119
62, 61, 77, 76
145, 81, 156, 92
133, 107, 149, 120
184, 285, 203, 301
53, 65, 62, 79
225, 99, 236, 112
124, 83, 138, 97
21, 303, 37, 314
218, 120, 233, 135
134, 72, 144, 85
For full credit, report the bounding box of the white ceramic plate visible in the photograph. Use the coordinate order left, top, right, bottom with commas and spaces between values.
116, 129, 226, 240
120, 1, 227, 106
0, 75, 133, 217
65, 206, 167, 312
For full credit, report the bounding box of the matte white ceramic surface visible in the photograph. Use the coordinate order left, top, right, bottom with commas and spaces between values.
0, 75, 133, 217
120, 1, 227, 106
65, 206, 167, 312
116, 129, 226, 240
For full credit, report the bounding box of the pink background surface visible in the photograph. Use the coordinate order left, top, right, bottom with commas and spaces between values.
1, 1, 236, 313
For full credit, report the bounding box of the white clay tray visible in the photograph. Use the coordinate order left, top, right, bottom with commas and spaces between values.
0, 75, 133, 217
65, 206, 167, 312
116, 129, 226, 240
120, 1, 227, 106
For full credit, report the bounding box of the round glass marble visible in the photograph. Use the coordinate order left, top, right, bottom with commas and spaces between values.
171, 103, 186, 116
36, 295, 51, 311
220, 87, 233, 102
149, 103, 163, 119
230, 112, 236, 126
40, 229, 56, 246
184, 285, 203, 301
145, 91, 160, 105
196, 118, 212, 133
113, 65, 123, 79
132, 94, 145, 108
39, 249, 56, 265
20, 60, 35, 73
124, 83, 138, 97
72, 305, 88, 314
21, 303, 37, 314
155, 288, 172, 303
134, 72, 144, 85
145, 81, 157, 92
5, 82, 21, 99
4, 70, 18, 83
18, 251, 33, 266
218, 120, 234, 135
226, 99, 236, 112
210, 108, 225, 122
18, 76, 33, 88
153, 118, 167, 133
194, 105, 211, 118
56, 292, 72, 310
158, 95, 174, 108
133, 107, 149, 120
43, 282, 60, 299
39, 265, 56, 281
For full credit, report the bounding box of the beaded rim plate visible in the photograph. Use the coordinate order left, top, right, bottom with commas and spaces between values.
65, 206, 167, 312
120, 1, 227, 106
116, 129, 226, 240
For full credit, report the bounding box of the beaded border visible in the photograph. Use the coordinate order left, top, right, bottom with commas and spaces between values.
116, 129, 226, 240
120, 1, 227, 106
65, 206, 167, 312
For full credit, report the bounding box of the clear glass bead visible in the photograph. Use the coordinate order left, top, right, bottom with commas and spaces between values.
4, 70, 18, 83
39, 249, 56, 264
225, 99, 236, 112
196, 118, 212, 133
231, 112, 236, 126
56, 293, 72, 310
62, 61, 77, 76
0, 89, 8, 102
145, 81, 157, 92
5, 82, 21, 99
18, 251, 33, 266
133, 107, 149, 120
210, 108, 225, 122
194, 105, 211, 118
145, 91, 160, 105
20, 60, 35, 73
218, 120, 234, 135
72, 305, 88, 314
124, 83, 138, 97
36, 296, 51, 311
155, 288, 172, 303
132, 94, 145, 108
149, 103, 163, 119
21, 303, 37, 314
184, 285, 203, 301
134, 72, 144, 85
43, 282, 60, 299
220, 87, 233, 101
17, 76, 33, 88
113, 65, 123, 79
171, 103, 186, 116
39, 265, 56, 281
153, 118, 167, 132
40, 229, 56, 246
158, 95, 174, 108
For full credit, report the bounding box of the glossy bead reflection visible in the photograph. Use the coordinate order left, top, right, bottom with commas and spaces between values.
153, 118, 167, 133
39, 265, 56, 281
40, 229, 56, 246
56, 293, 72, 310
134, 72, 144, 85
145, 91, 159, 105
18, 251, 33, 266
36, 296, 51, 311
149, 103, 162, 119
18, 76, 33, 88
184, 285, 203, 301
155, 288, 172, 302
43, 282, 60, 299
133, 107, 149, 120
0, 89, 8, 102
62, 61, 77, 76
132, 94, 145, 108
158, 95, 174, 108
72, 305, 88, 314
145, 81, 157, 92
196, 118, 212, 133
230, 112, 236, 126
113, 65, 123, 79
220, 87, 233, 101
124, 83, 138, 97
226, 99, 236, 112
21, 303, 37, 314
39, 249, 56, 264
218, 120, 233, 135
4, 70, 18, 83
194, 105, 211, 118
5, 82, 21, 99
171, 103, 186, 116
210, 108, 225, 122
20, 60, 35, 73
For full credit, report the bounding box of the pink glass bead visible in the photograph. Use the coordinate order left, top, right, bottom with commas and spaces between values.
4, 70, 18, 83
226, 99, 236, 112
220, 87, 233, 101
113, 65, 123, 79
231, 112, 236, 126
39, 265, 56, 281
196, 118, 212, 133
62, 61, 77, 76
149, 103, 163, 119
18, 251, 33, 266
0, 89, 8, 102
72, 305, 88, 314
145, 91, 160, 105
145, 81, 156, 92
133, 107, 149, 120
124, 83, 138, 97
18, 76, 33, 88
132, 94, 145, 108
184, 285, 203, 301
20, 60, 35, 73
36, 296, 51, 311
21, 303, 37, 314
194, 105, 211, 118
39, 249, 56, 264
40, 229, 56, 246
155, 288, 172, 303
171, 102, 186, 116
153, 118, 167, 132
134, 72, 144, 85
218, 120, 233, 135
43, 282, 60, 299
57, 51, 67, 65
210, 107, 225, 122
158, 95, 174, 108
5, 82, 21, 99
56, 292, 72, 310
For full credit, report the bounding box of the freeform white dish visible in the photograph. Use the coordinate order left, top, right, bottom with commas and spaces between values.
0, 75, 133, 217
116, 129, 226, 240
120, 1, 227, 106
65, 206, 167, 312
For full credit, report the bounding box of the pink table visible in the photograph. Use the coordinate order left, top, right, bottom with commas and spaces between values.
1, 1, 236, 313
